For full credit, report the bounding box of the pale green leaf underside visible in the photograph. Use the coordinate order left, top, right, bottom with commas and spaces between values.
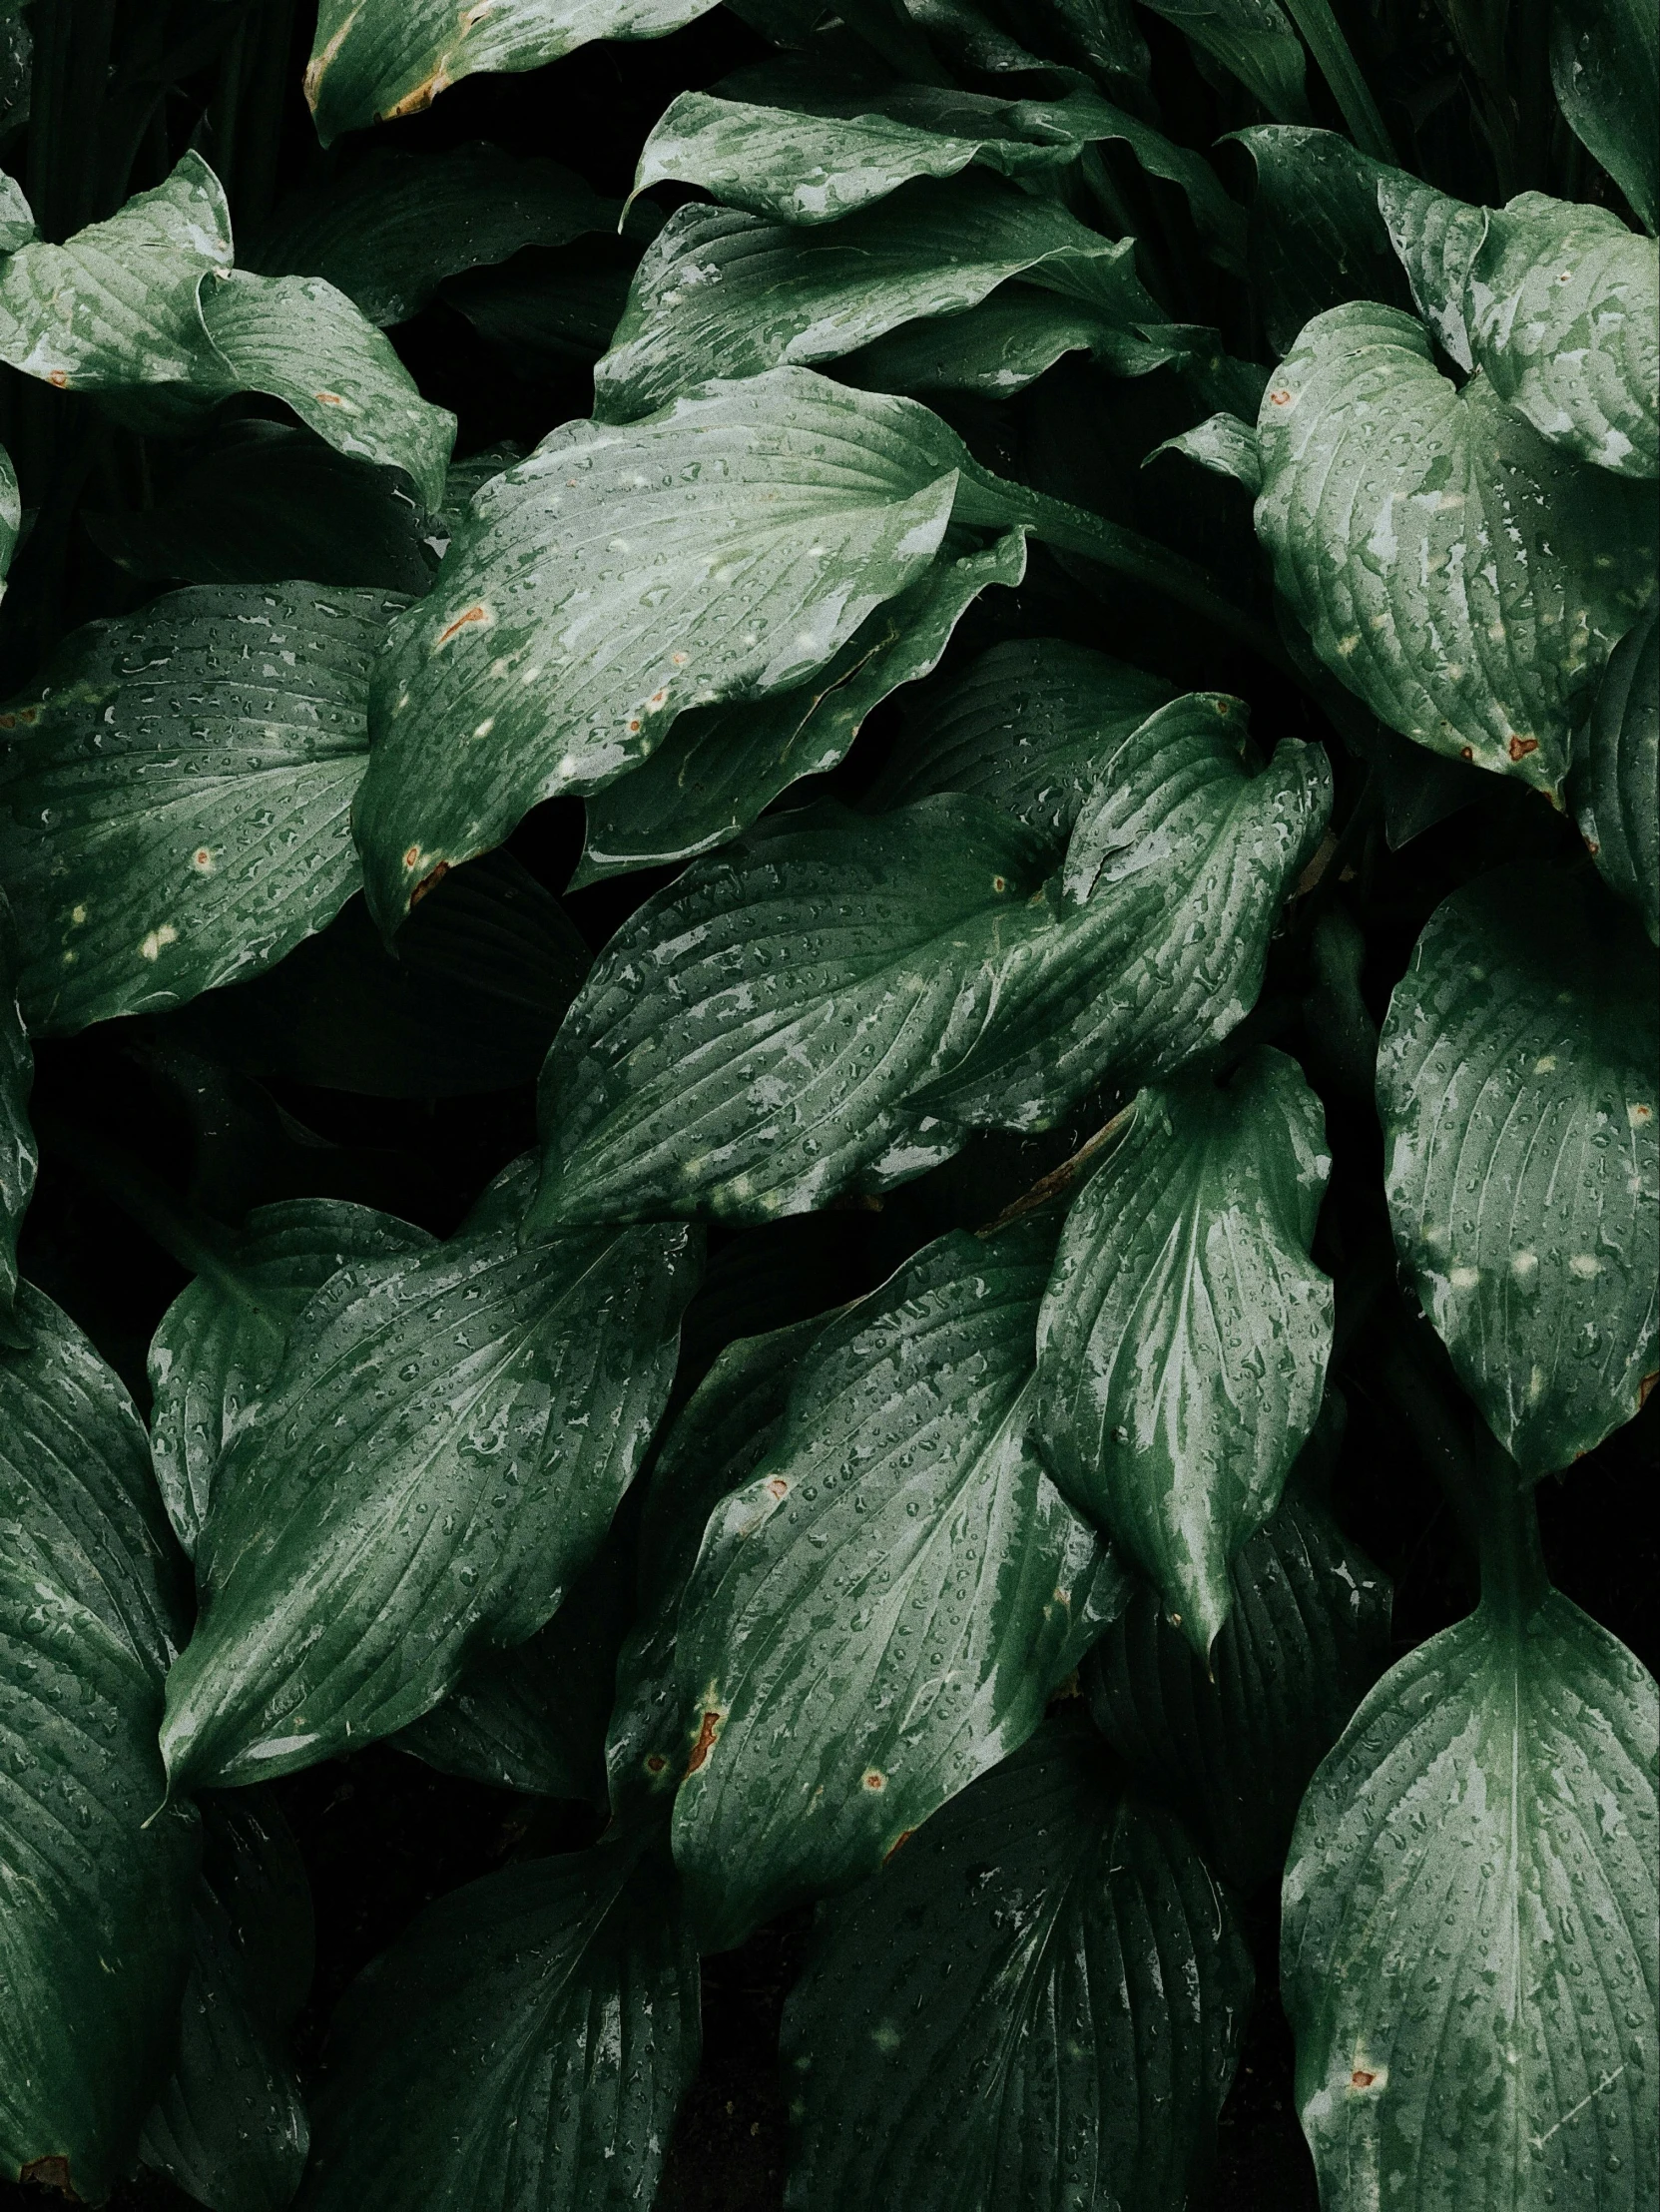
1550, 0, 1659, 235
1578, 609, 1658, 941
1377, 863, 1658, 1475
671, 1222, 1124, 1951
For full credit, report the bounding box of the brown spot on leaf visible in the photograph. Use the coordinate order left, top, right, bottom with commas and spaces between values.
860, 1768, 886, 1792
47, 370, 69, 390
313, 390, 345, 407
686, 1710, 722, 1775
1460, 747, 1474, 761
766, 1476, 790, 1500
434, 604, 491, 648
410, 860, 450, 907
1350, 2069, 1377, 2090
1270, 387, 1292, 405
20, 2156, 75, 2195
402, 845, 422, 870
645, 1753, 669, 1776
379, 68, 451, 123
1507, 735, 1539, 761
1640, 1371, 1659, 1410
882, 1829, 915, 1865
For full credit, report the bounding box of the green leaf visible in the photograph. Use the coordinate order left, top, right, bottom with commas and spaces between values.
531, 700, 1329, 1228
1254, 301, 1658, 799
1377, 863, 1659, 1475
866, 633, 1173, 835
250, 144, 616, 326
159, 1160, 699, 1790
0, 891, 32, 1334
1036, 1047, 1334, 1655
0, 166, 33, 255
0, 583, 403, 1035
441, 237, 642, 373
1083, 1437, 1391, 1889
572, 531, 1028, 882
780, 1715, 1254, 2212
299, 1827, 699, 2211
139, 1794, 311, 2212
1551, 0, 1659, 235
0, 437, 18, 596
304, 0, 724, 145
171, 850, 593, 1098
834, 282, 1194, 397
1140, 0, 1309, 122
670, 1220, 1127, 1951
1578, 609, 1658, 941
1151, 408, 1264, 490
149, 1198, 436, 1559
1, 1286, 198, 2201
1282, 1488, 1659, 2211
592, 175, 1171, 423
1230, 127, 1411, 353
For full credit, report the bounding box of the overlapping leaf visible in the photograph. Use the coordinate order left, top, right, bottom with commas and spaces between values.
159, 1160, 700, 1790
0, 583, 402, 1033
1230, 128, 1411, 354
1, 1287, 198, 2201
0, 890, 31, 1339
670, 1220, 1126, 1951
781, 1717, 1253, 2212
1578, 609, 1658, 940
1551, 0, 1659, 235
835, 281, 1194, 396
1254, 301, 1658, 797
1377, 863, 1658, 1474
1140, 0, 1308, 123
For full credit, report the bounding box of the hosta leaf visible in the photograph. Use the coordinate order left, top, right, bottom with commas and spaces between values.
866, 634, 1173, 836
591, 175, 1169, 422
1254, 301, 1658, 798
0, 168, 32, 255
0, 438, 18, 594
670, 1220, 1126, 1951
781, 1716, 1253, 2212
441, 237, 641, 373
149, 1198, 437, 1558
1083, 1449, 1391, 1889
1037, 1047, 1334, 1655
1, 1286, 198, 2201
0, 891, 32, 1334
140, 1794, 311, 2212
0, 584, 402, 1034
1377, 863, 1659, 1474
303, 0, 723, 145
1283, 1490, 1659, 2212
250, 145, 616, 326
1153, 408, 1264, 490
1551, 0, 1659, 235
159, 1161, 699, 1790
297, 1828, 701, 2212
1231, 127, 1410, 353
1578, 609, 1658, 940
572, 531, 1027, 882
530, 704, 1329, 1229
1139, 0, 1308, 122
174, 851, 592, 1098
836, 282, 1197, 396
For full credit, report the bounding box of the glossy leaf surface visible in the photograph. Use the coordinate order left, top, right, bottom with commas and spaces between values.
1231, 127, 1412, 353
1139, 0, 1307, 119
0, 891, 31, 1330
1551, 0, 1659, 234
781, 1718, 1253, 2212
1578, 609, 1658, 941
836, 281, 1192, 396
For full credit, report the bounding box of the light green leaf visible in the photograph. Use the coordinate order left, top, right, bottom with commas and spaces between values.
0, 890, 32, 1336
670, 1221, 1127, 1951
1377, 863, 1658, 1475
1, 1286, 198, 2202
531, 701, 1329, 1228
149, 1199, 436, 1559
781, 1715, 1254, 2212
1254, 301, 1658, 798
0, 166, 33, 254
0, 583, 403, 1035
1283, 1487, 1658, 2212
304, 0, 724, 145
250, 144, 616, 325
572, 531, 1027, 883
1375, 170, 1487, 368
297, 1828, 700, 2212
1578, 609, 1658, 941
1140, 0, 1309, 121
0, 438, 18, 596
1151, 408, 1264, 490
159, 1161, 699, 1790
1037, 1047, 1334, 1655
1231, 127, 1410, 353
591, 175, 1169, 423
1552, 0, 1658, 235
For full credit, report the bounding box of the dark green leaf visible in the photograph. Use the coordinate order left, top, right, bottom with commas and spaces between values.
160, 1160, 699, 1789
441, 237, 642, 373
1377, 863, 1658, 1475
0, 584, 404, 1034
836, 282, 1199, 396
1254, 302, 1658, 799
1230, 127, 1411, 353
0, 438, 17, 594
1140, 0, 1309, 122
1152, 408, 1264, 490
1551, 0, 1658, 234
297, 1829, 700, 2212
0, 891, 32, 1335
1, 1286, 198, 2201
670, 1220, 1126, 1951
781, 1716, 1254, 2212
1578, 609, 1658, 941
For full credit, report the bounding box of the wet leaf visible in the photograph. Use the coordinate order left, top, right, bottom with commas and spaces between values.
0, 891, 32, 1337
1377, 863, 1658, 1474
1230, 127, 1411, 353
0, 437, 17, 595
835, 280, 1195, 397
1577, 608, 1658, 941
1152, 408, 1263, 490
1551, 0, 1658, 235
1141, 0, 1308, 123
781, 1716, 1254, 2212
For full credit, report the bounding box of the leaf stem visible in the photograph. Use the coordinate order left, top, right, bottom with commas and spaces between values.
1280, 0, 1398, 164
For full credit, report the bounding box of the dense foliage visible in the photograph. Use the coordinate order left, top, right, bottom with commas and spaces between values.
0, 2, 1655, 2209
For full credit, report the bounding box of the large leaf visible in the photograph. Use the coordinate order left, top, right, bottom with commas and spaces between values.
1139, 0, 1308, 122
250, 145, 616, 326
0, 1286, 198, 2201
1578, 609, 1658, 941
441, 237, 642, 373
159, 1161, 699, 1790
0, 584, 402, 1034
1282, 1488, 1658, 2212
1254, 301, 1658, 799
0, 891, 31, 1335
835, 281, 1195, 396
593, 174, 1173, 422
149, 1198, 436, 1558
669, 1220, 1125, 1951
1551, 0, 1659, 235
530, 706, 1330, 1229
0, 436, 18, 594
304, 0, 724, 144
572, 531, 1027, 882
1229, 127, 1411, 354
1377, 863, 1658, 1475
781, 1717, 1254, 2212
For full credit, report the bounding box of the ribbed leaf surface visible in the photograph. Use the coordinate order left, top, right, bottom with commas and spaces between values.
1578, 609, 1658, 942
1551, 0, 1658, 235
0, 891, 31, 1331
